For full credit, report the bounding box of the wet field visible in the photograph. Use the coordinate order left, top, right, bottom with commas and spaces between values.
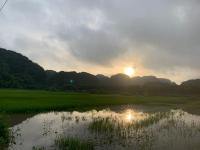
9, 105, 200, 150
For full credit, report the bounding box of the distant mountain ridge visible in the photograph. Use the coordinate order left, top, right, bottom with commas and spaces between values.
0, 48, 199, 95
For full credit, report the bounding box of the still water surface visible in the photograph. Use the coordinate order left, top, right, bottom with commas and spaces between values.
9, 106, 200, 150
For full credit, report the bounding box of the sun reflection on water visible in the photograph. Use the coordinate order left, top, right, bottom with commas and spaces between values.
123, 109, 145, 123
126, 113, 134, 122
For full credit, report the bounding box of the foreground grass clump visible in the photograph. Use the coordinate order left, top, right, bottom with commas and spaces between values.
55, 137, 94, 150
0, 116, 10, 149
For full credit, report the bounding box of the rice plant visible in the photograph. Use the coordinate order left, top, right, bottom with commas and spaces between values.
87, 110, 188, 149
32, 146, 46, 150
131, 111, 173, 130
55, 137, 94, 150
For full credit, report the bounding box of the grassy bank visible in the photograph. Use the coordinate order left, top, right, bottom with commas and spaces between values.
0, 115, 11, 149
0, 89, 199, 114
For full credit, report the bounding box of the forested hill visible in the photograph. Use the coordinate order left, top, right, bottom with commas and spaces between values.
0, 48, 199, 95
0, 48, 46, 88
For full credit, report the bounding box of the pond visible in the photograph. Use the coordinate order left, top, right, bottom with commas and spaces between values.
9, 105, 200, 150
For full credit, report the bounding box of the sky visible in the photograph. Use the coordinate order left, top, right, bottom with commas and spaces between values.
0, 0, 200, 83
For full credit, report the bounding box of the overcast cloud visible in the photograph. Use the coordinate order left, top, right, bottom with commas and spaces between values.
0, 0, 200, 83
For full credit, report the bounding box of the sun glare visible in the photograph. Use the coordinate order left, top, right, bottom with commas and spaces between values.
126, 113, 134, 122
124, 67, 135, 77
124, 110, 145, 123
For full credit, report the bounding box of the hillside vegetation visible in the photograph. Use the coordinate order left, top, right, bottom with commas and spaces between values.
0, 48, 200, 95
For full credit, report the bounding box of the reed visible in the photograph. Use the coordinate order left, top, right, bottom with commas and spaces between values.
55, 137, 94, 150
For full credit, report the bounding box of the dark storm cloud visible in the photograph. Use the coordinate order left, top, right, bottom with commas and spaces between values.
0, 0, 200, 80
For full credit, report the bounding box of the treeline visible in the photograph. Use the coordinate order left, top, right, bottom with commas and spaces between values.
46, 71, 178, 95
0, 48, 46, 88
0, 48, 200, 95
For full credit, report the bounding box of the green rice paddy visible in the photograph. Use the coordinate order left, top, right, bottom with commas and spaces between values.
0, 89, 199, 114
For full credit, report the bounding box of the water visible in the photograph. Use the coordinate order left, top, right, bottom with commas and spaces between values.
9, 106, 200, 150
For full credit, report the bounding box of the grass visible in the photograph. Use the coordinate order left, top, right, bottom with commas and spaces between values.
0, 115, 10, 149
55, 137, 94, 150
88, 111, 172, 137
0, 89, 199, 114
1, 89, 199, 150
32, 146, 46, 150
88, 110, 200, 150
20, 110, 200, 150
88, 117, 116, 135
131, 111, 173, 130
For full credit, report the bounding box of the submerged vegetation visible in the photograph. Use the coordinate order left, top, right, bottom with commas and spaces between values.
89, 117, 116, 135
32, 146, 46, 150
88, 110, 200, 150
131, 111, 173, 130
10, 109, 200, 150
88, 111, 172, 148
89, 111, 172, 135
55, 137, 94, 150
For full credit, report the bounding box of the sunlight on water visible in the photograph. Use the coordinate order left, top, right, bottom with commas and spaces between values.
8, 106, 200, 150
126, 113, 133, 122
123, 109, 145, 122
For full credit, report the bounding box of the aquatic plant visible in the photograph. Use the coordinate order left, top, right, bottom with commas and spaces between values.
89, 111, 171, 135
32, 146, 46, 150
9, 109, 200, 150
88, 111, 176, 149
88, 117, 116, 134
131, 111, 173, 130
55, 137, 94, 150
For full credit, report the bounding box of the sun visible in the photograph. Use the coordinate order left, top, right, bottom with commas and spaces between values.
124, 67, 135, 77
